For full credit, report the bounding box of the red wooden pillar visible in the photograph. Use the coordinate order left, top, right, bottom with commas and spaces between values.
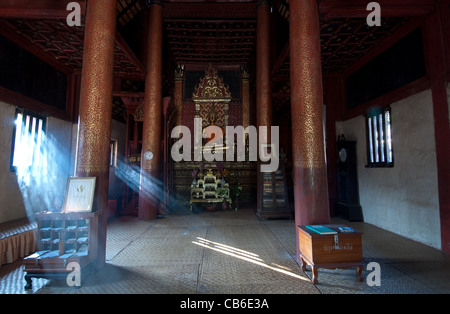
139, 0, 164, 220
256, 0, 273, 213
423, 9, 450, 253
76, 0, 117, 269
289, 0, 330, 259
256, 0, 272, 142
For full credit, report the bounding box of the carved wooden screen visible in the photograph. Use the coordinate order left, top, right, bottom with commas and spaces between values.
192, 64, 232, 129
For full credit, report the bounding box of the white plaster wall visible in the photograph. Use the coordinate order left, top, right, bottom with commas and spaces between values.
336, 89, 441, 249
42, 116, 74, 211
0, 101, 73, 224
0, 101, 27, 223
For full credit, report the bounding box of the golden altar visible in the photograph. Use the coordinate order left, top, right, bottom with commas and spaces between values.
190, 168, 232, 211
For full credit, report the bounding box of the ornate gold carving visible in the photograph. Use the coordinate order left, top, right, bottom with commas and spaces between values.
133, 102, 145, 122
174, 64, 185, 81
241, 65, 250, 81
192, 64, 232, 102
192, 64, 232, 130
241, 66, 250, 128
174, 64, 184, 126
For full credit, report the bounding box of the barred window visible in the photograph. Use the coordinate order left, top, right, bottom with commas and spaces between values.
11, 108, 47, 171
365, 106, 393, 167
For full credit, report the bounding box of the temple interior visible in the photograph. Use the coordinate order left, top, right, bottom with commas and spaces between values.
0, 0, 450, 295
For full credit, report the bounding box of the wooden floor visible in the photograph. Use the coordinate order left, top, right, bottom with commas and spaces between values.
1, 206, 450, 294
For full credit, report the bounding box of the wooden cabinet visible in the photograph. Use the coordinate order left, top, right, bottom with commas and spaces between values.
298, 224, 363, 284
24, 211, 99, 289
336, 138, 363, 221
257, 163, 292, 219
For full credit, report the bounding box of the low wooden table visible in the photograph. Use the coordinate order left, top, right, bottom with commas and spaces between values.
298, 224, 364, 284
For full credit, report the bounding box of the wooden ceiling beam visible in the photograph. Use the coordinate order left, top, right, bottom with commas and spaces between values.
0, 19, 73, 74
163, 2, 256, 19
271, 41, 289, 79
318, 0, 436, 19
115, 31, 145, 78
0, 0, 86, 19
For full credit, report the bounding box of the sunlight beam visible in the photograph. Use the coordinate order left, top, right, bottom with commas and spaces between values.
192, 238, 310, 282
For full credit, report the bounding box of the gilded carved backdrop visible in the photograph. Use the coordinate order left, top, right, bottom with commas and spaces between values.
192, 64, 231, 129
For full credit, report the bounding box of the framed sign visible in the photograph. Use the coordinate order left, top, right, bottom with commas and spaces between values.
62, 177, 96, 212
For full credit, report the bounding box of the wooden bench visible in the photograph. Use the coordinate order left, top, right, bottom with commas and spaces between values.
0, 218, 37, 266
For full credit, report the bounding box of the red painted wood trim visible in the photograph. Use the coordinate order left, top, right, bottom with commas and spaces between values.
318, 0, 435, 18
439, 4, 450, 78
163, 2, 256, 19
0, 0, 86, 19
422, 11, 450, 253
343, 77, 430, 120
0, 86, 71, 121
0, 20, 73, 75
341, 18, 431, 120
342, 18, 425, 78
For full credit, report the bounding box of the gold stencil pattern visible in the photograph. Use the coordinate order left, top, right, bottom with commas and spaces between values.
174, 64, 184, 126
242, 68, 250, 128
256, 3, 272, 140
141, 3, 164, 172
290, 0, 326, 170
76, 0, 117, 176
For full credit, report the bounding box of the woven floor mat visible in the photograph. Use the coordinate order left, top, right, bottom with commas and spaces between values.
36, 263, 200, 294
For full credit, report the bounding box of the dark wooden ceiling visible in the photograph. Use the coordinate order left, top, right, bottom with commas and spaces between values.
0, 18, 145, 80
165, 19, 256, 65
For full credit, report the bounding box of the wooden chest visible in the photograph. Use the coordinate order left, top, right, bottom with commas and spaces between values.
298, 224, 364, 284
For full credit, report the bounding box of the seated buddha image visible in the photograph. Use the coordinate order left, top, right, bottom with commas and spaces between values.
203, 109, 224, 145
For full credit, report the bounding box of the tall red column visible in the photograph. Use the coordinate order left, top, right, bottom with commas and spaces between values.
256, 0, 272, 142
289, 0, 330, 259
139, 0, 164, 220
256, 0, 273, 215
76, 0, 117, 268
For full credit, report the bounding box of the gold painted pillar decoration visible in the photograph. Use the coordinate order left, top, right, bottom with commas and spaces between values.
256, 0, 273, 214
75, 0, 117, 269
174, 64, 184, 127
290, 0, 330, 259
139, 0, 164, 220
241, 65, 250, 129
256, 0, 272, 144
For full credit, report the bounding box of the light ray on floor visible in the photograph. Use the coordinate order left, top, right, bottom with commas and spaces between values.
192, 237, 310, 282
